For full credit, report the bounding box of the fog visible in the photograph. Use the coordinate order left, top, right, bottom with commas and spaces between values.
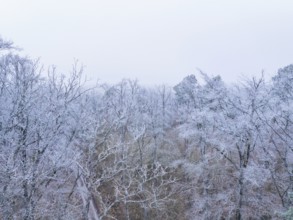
1, 0, 293, 85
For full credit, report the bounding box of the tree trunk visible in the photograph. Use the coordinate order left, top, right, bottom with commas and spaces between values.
236, 168, 244, 220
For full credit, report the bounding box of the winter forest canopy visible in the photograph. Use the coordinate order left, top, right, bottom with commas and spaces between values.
0, 37, 293, 220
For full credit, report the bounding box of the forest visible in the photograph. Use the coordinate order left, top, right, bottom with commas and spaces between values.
0, 37, 292, 220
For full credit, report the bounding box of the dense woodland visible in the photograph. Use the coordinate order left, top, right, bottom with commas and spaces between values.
0, 38, 292, 220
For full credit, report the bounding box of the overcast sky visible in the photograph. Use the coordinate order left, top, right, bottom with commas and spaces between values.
1, 0, 293, 86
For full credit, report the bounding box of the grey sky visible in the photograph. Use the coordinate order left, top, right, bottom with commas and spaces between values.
1, 0, 293, 86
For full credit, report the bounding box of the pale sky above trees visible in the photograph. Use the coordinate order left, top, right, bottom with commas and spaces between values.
1, 0, 293, 86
